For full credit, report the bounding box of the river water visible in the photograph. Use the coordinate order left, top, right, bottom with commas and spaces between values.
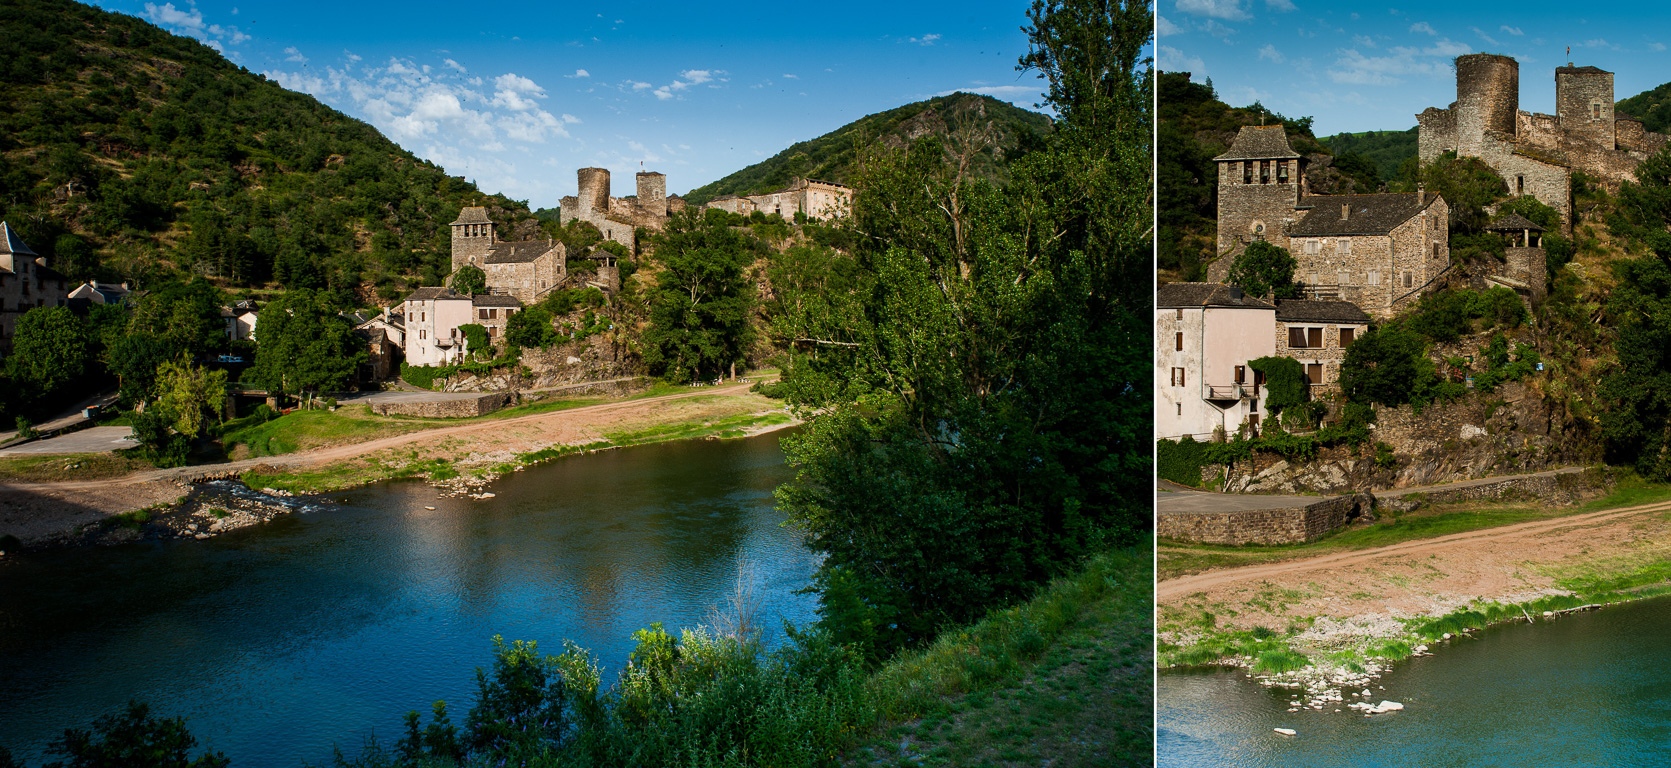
0, 432, 820, 766
1160, 596, 1671, 767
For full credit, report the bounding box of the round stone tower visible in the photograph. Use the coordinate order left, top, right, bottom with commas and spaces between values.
577, 167, 611, 215
1455, 54, 1519, 156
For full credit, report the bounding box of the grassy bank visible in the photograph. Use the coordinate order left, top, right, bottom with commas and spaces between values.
240, 409, 796, 494
1158, 476, 1671, 678
0, 452, 151, 483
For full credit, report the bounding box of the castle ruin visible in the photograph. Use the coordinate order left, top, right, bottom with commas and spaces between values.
704, 177, 853, 221
557, 167, 687, 251
1417, 54, 1671, 231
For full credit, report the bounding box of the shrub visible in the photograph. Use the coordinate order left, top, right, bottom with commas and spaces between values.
1157, 436, 1210, 487
1248, 356, 1307, 416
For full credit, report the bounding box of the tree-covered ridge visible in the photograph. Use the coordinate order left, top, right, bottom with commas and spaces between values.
681, 93, 1053, 205
0, 0, 529, 304
1319, 127, 1419, 182
1616, 80, 1671, 135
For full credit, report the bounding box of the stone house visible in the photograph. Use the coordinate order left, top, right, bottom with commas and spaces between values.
1285, 192, 1450, 318
704, 177, 853, 222
220, 303, 259, 342
67, 280, 131, 309
0, 221, 70, 346
1156, 282, 1277, 440
1418, 54, 1671, 231
1479, 213, 1547, 305
1272, 299, 1371, 394
450, 207, 567, 305
400, 287, 525, 368
469, 294, 522, 345
355, 311, 405, 382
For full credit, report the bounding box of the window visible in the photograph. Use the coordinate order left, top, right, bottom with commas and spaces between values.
1517, 175, 1525, 195
1593, 103, 1601, 120
419, 329, 426, 340
1308, 327, 1322, 348
1340, 327, 1356, 346
1307, 363, 1323, 384
1175, 332, 1184, 351
1171, 367, 1186, 387
1403, 270, 1414, 288
1277, 161, 1289, 184
1175, 308, 1183, 320
480, 308, 490, 319
1235, 365, 1246, 384
1305, 239, 1320, 255
1339, 271, 1350, 286
1289, 327, 1308, 348
1339, 239, 1351, 256
1260, 160, 1270, 184
1243, 161, 1253, 184
1434, 242, 1444, 258
1177, 403, 1182, 416
1250, 399, 1258, 413
1368, 270, 1380, 286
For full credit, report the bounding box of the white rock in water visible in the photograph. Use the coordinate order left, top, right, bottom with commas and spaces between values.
194, 533, 209, 540
424, 506, 436, 510
1442, 633, 1452, 639
1362, 689, 1372, 696
1543, 611, 1554, 616
480, 492, 495, 498
1273, 728, 1297, 736
1376, 701, 1404, 711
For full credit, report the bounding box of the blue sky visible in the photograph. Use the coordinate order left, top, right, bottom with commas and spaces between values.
88, 0, 1050, 210
1159, 2, 1671, 137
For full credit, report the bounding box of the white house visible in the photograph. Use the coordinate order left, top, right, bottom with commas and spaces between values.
1156, 282, 1277, 441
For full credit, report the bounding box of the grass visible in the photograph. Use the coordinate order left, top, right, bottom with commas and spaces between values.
848, 548, 1152, 767
0, 452, 150, 482
218, 405, 440, 458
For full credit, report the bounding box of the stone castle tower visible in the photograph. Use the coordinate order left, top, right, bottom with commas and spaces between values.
450, 206, 496, 272
1214, 125, 1304, 256
636, 171, 666, 214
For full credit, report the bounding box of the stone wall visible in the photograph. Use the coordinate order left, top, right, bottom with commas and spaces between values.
1158, 493, 1374, 545
371, 392, 515, 418
1379, 468, 1610, 514
1274, 319, 1363, 389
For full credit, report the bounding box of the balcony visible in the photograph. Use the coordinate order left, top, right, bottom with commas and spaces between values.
1202, 383, 1260, 401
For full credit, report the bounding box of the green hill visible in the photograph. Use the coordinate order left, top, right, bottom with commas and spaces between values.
681, 92, 1053, 205
1318, 127, 1419, 182
0, 0, 531, 304
1617, 81, 1671, 134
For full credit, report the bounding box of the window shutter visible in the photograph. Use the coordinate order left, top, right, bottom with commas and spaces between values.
1289, 327, 1306, 348
1340, 327, 1355, 346
1176, 332, 1184, 351
1308, 327, 1322, 348
1307, 363, 1323, 384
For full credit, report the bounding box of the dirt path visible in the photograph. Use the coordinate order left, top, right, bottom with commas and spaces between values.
1156, 496, 1671, 651
1, 383, 785, 543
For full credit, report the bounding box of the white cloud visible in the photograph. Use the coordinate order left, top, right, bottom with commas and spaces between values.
1176, 0, 1248, 22
1157, 45, 1208, 74
1353, 35, 1377, 49
1501, 25, 1524, 36
681, 69, 714, 84
144, 2, 203, 32
627, 81, 652, 90
1409, 21, 1436, 35
570, 69, 590, 78
653, 87, 673, 100
1326, 39, 1467, 85
1157, 15, 1183, 37
444, 59, 467, 73
1204, 19, 1235, 38
1258, 44, 1284, 63
1265, 0, 1295, 11
1471, 27, 1499, 47
345, 51, 362, 64
1650, 42, 1668, 52
783, 73, 798, 79
1582, 39, 1622, 50
284, 46, 307, 64
561, 113, 581, 124
906, 33, 942, 45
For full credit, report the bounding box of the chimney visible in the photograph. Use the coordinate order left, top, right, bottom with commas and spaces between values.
1341, 203, 1351, 220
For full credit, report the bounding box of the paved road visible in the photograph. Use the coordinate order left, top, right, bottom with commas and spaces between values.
0, 426, 136, 456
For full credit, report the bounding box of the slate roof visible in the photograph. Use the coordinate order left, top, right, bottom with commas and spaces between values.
472, 294, 523, 307
450, 207, 493, 226
1213, 125, 1301, 161
406, 286, 464, 302
1486, 213, 1546, 232
1556, 65, 1610, 75
484, 240, 558, 264
1156, 282, 1277, 310
0, 221, 37, 257
1274, 299, 1372, 324
1291, 193, 1438, 236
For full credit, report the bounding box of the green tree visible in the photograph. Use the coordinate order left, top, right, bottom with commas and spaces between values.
1225, 240, 1299, 299
452, 264, 487, 295
1339, 322, 1443, 407
43, 701, 228, 768
247, 289, 364, 403
504, 305, 558, 349
107, 334, 176, 406
154, 358, 227, 438
1599, 256, 1671, 479
128, 280, 226, 356
642, 211, 761, 383
774, 0, 1153, 659
7, 306, 93, 399
458, 323, 492, 359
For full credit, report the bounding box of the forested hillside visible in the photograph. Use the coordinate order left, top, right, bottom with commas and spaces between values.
1319, 127, 1419, 182
0, 0, 529, 305
1617, 81, 1671, 134
681, 92, 1053, 205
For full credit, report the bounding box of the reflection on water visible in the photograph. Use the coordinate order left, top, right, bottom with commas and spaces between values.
1160, 597, 1671, 768
0, 432, 818, 767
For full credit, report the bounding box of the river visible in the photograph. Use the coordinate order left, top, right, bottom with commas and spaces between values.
0, 432, 820, 766
1159, 596, 1671, 767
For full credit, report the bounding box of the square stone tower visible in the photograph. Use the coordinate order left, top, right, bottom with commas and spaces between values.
450, 207, 496, 273
1214, 125, 1304, 257
1557, 65, 1616, 150
636, 171, 667, 217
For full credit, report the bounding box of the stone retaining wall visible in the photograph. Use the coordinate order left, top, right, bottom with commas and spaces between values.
1159, 493, 1375, 545
372, 392, 515, 419
1379, 469, 1610, 513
